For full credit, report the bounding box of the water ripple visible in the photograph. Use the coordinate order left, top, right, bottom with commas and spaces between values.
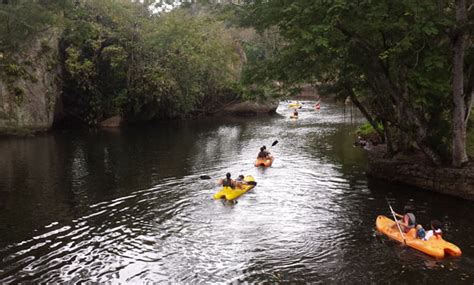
0, 101, 472, 283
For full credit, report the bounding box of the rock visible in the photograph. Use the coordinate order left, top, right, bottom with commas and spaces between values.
219, 99, 279, 116
367, 145, 474, 200
99, 116, 122, 128
0, 29, 62, 135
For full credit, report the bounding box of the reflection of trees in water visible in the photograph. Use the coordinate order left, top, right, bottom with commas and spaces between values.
0, 135, 70, 243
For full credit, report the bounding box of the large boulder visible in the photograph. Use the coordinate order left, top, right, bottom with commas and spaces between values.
219, 99, 279, 116
99, 115, 123, 128
0, 30, 62, 135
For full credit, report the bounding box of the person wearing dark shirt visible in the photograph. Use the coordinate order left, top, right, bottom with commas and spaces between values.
257, 147, 269, 158
218, 172, 236, 188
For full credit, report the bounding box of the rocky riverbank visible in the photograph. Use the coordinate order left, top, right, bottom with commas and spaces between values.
366, 145, 474, 200
0, 29, 62, 136
218, 99, 279, 116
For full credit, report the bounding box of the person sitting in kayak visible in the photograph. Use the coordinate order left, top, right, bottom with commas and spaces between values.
235, 174, 248, 188
257, 147, 270, 158
416, 224, 426, 240
217, 173, 236, 188
424, 220, 443, 240
393, 206, 416, 233
293, 109, 298, 116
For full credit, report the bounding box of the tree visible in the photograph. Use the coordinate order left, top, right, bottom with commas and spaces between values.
241, 0, 473, 166
451, 0, 470, 166
60, 0, 243, 123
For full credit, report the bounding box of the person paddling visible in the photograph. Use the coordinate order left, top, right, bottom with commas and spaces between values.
262, 145, 271, 156
217, 173, 236, 188
257, 146, 269, 158
293, 109, 298, 117
392, 206, 416, 233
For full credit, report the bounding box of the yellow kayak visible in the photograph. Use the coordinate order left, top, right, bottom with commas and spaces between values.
376, 215, 462, 259
288, 103, 302, 108
213, 175, 256, 201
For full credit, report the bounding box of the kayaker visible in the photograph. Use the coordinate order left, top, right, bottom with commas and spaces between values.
424, 220, 443, 240
235, 174, 247, 188
217, 173, 236, 188
393, 206, 416, 233
236, 175, 245, 182
257, 147, 269, 158
293, 109, 298, 116
416, 224, 426, 240
262, 145, 271, 156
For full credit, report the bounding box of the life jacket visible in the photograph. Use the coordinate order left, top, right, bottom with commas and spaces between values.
416, 228, 426, 239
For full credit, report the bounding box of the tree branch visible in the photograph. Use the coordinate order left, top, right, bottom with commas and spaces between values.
345, 85, 385, 142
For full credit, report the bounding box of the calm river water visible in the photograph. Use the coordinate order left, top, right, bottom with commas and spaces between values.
0, 101, 473, 283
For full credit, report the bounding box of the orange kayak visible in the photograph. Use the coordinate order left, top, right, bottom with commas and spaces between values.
376, 215, 462, 259
255, 156, 273, 167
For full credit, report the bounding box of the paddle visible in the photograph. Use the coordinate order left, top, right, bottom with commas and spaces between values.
386, 198, 407, 245
199, 175, 257, 186
263, 140, 278, 157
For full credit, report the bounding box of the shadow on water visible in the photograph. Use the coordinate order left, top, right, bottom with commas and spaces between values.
0, 100, 473, 283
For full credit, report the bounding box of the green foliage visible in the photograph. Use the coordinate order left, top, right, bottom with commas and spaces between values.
241, 0, 473, 162
356, 122, 383, 137
0, 0, 303, 125
0, 0, 71, 52
60, 0, 245, 124
145, 8, 241, 115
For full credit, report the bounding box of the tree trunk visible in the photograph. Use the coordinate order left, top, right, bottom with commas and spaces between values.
451, 0, 469, 167
337, 23, 444, 165
382, 119, 394, 156
346, 88, 385, 143
465, 66, 474, 123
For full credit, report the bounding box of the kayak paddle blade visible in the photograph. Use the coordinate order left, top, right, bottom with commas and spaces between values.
200, 175, 212, 180
271, 140, 278, 147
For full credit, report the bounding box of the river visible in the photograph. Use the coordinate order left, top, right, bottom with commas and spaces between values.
0, 101, 473, 283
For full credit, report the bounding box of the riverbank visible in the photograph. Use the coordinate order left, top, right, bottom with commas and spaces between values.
366, 145, 474, 200
0, 99, 280, 135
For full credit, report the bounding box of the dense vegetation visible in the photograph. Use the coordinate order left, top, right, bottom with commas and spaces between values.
240, 0, 473, 166
0, 0, 280, 125
62, 1, 244, 123
1, 0, 472, 167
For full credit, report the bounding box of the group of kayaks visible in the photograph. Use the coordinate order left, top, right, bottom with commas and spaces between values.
212, 151, 274, 202
288, 101, 321, 119
212, 100, 462, 260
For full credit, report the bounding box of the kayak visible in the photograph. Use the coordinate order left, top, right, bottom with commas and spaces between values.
213, 175, 256, 201
289, 103, 302, 108
290, 115, 298, 119
255, 156, 273, 167
376, 215, 462, 259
